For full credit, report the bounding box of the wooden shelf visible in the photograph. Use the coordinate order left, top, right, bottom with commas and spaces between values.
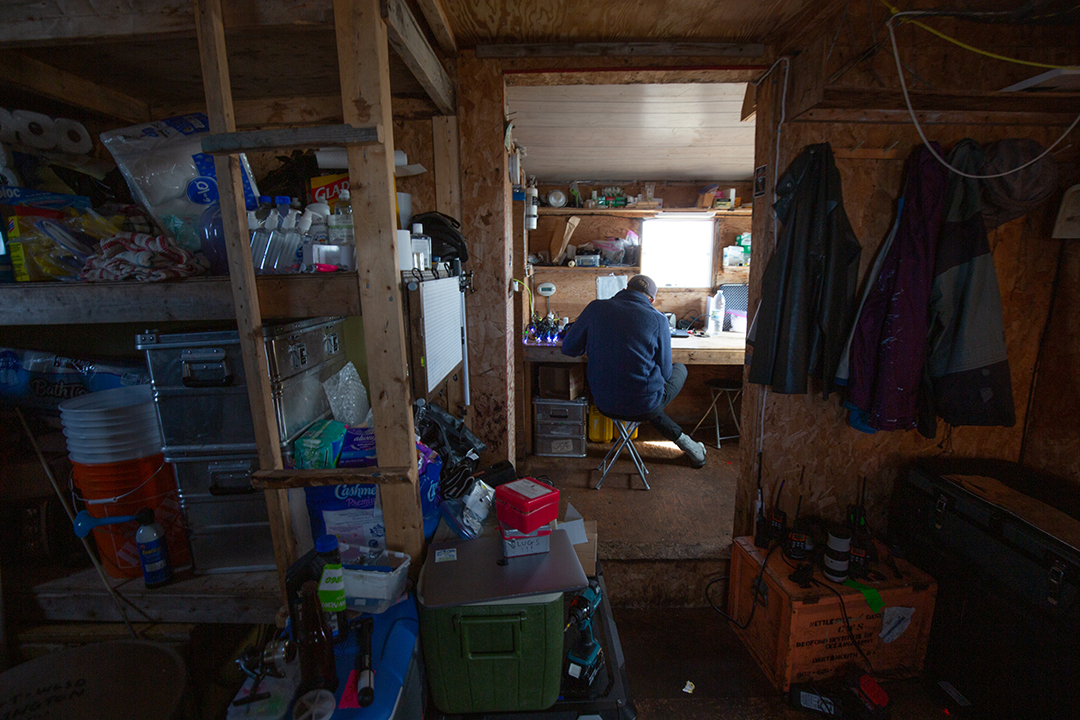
0, 272, 362, 326
538, 207, 752, 218
530, 265, 640, 273
14, 566, 279, 624
252, 466, 413, 489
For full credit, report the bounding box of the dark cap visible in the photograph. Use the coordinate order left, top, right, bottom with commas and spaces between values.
627, 274, 657, 300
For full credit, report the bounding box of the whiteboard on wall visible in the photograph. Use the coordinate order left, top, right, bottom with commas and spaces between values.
420, 276, 463, 392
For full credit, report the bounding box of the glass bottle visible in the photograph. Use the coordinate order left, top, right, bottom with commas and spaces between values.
297, 580, 338, 696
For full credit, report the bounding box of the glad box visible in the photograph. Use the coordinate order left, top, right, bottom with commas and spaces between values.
495, 478, 559, 534
727, 537, 936, 692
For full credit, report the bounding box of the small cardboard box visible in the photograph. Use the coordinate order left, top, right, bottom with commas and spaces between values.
573, 520, 598, 576
538, 365, 584, 400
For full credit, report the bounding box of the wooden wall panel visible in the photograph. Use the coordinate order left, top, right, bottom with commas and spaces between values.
393, 117, 437, 219
734, 81, 1077, 536
1023, 241, 1080, 484
458, 51, 515, 464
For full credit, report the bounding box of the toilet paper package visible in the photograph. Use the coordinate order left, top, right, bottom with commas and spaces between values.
101, 114, 259, 251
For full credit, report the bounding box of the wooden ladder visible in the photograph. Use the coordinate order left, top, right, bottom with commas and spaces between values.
193, 0, 423, 594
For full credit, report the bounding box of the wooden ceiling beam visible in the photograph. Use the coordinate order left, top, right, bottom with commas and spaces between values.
0, 0, 333, 46
382, 0, 455, 114
414, 0, 457, 56
0, 51, 150, 123
159, 95, 438, 126
477, 42, 766, 59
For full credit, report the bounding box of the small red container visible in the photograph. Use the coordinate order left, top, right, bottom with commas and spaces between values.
495, 478, 559, 534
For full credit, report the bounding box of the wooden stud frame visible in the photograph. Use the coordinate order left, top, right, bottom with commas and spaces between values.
334, 0, 423, 562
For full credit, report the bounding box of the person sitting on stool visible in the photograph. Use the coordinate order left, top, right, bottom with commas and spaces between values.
560, 274, 707, 468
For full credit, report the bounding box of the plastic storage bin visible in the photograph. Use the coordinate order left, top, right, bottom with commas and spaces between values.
420, 591, 564, 714
343, 551, 410, 613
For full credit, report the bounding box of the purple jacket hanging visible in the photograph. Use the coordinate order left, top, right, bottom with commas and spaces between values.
846, 144, 948, 431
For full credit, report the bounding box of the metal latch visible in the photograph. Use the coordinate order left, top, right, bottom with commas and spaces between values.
1048, 561, 1066, 606
934, 495, 948, 530
324, 332, 340, 356
288, 342, 308, 370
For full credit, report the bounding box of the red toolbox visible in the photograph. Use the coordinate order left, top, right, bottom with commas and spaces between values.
495, 478, 559, 534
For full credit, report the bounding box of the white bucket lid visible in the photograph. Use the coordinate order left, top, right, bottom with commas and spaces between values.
62, 419, 161, 440
59, 385, 154, 416
65, 434, 162, 453
68, 443, 163, 465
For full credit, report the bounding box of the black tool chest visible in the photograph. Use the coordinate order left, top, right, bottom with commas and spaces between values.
889, 458, 1079, 718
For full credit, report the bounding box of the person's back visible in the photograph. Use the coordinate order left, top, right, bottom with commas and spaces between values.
561, 275, 706, 468
561, 288, 669, 417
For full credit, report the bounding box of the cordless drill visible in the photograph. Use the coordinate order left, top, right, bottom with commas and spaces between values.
565, 581, 605, 687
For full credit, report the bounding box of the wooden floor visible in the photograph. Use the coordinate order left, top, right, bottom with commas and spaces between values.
521, 427, 740, 607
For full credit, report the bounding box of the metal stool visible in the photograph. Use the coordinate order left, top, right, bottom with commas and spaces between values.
595, 416, 650, 490
690, 379, 741, 448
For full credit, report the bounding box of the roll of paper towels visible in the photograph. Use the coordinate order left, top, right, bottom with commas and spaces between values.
0, 108, 17, 143
55, 118, 93, 154
13, 110, 57, 149
396, 229, 413, 272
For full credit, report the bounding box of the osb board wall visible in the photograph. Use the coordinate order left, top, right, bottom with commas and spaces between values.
529, 267, 710, 322
1023, 241, 1080, 484
393, 117, 437, 219
735, 76, 1076, 536
458, 52, 515, 464
821, 6, 1079, 95
530, 214, 639, 257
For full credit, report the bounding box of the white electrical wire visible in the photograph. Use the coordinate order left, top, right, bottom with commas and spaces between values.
887, 11, 1080, 179
749, 57, 790, 458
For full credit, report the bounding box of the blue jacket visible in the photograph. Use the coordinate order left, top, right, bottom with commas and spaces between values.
560, 289, 671, 417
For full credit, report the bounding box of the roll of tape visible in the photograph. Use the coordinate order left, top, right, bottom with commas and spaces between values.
823, 548, 850, 572
54, 118, 93, 154
827, 527, 852, 553
13, 110, 57, 149
0, 108, 17, 143
823, 567, 849, 583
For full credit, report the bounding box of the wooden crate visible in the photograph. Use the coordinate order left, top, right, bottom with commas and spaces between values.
727, 536, 936, 691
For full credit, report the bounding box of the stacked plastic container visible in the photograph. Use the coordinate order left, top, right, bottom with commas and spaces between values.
59, 385, 190, 578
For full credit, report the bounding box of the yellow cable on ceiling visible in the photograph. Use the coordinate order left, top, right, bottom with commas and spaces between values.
880, 0, 1079, 70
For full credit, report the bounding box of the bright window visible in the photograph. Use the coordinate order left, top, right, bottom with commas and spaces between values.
640, 218, 714, 288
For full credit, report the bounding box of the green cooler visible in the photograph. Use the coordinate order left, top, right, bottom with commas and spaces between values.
419, 592, 564, 713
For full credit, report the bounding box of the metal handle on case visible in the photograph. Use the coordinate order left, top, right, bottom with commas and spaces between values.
207, 460, 257, 496
181, 348, 233, 387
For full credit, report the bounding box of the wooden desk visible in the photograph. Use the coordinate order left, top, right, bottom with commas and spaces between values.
521, 332, 746, 454
522, 331, 746, 366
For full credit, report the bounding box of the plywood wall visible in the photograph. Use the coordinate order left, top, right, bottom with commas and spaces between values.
393, 117, 437, 219
735, 74, 1077, 536
458, 51, 515, 464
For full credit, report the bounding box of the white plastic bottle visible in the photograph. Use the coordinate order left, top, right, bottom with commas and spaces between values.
271, 209, 300, 273
135, 508, 172, 588
328, 189, 354, 245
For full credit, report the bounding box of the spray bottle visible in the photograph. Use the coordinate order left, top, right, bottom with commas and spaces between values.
135, 508, 172, 588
